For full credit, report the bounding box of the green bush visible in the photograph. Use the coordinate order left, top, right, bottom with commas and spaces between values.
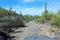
50, 27, 55, 32
51, 15, 60, 26
34, 17, 45, 23
39, 17, 45, 23
34, 18, 41, 23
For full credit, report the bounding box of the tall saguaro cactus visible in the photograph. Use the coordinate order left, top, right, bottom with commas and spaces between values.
45, 3, 47, 12
44, 3, 48, 20
8, 5, 12, 16
10, 5, 12, 11
20, 11, 23, 16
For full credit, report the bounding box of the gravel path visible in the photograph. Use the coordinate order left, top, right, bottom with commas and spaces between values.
11, 21, 55, 40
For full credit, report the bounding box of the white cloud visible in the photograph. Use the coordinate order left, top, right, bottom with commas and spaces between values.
12, 6, 44, 15
12, 6, 59, 15
21, 7, 44, 15
23, 0, 35, 3
22, 0, 42, 3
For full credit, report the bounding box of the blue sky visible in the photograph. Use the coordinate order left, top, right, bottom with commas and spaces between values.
0, 0, 60, 15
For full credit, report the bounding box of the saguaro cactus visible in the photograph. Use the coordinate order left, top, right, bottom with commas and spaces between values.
45, 3, 47, 19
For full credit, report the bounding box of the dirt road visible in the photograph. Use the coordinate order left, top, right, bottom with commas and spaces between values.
12, 21, 54, 40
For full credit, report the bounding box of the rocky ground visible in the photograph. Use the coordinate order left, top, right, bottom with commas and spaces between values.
11, 21, 55, 40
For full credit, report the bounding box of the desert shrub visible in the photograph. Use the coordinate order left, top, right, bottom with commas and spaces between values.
50, 27, 55, 32
51, 14, 60, 26
39, 17, 45, 23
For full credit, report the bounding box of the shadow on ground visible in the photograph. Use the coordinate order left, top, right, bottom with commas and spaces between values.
13, 31, 23, 33
23, 33, 55, 40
